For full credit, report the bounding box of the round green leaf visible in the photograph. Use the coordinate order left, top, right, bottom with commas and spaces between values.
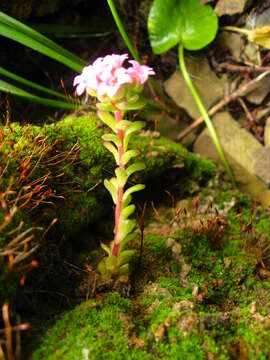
148, 0, 218, 53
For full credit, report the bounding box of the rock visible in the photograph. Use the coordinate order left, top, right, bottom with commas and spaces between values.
215, 0, 249, 17
245, 76, 270, 105
264, 117, 270, 146
154, 324, 166, 342
194, 112, 261, 173
250, 301, 257, 315
217, 31, 243, 59
177, 314, 198, 336
165, 56, 226, 119
173, 300, 195, 312
145, 283, 172, 299
252, 147, 270, 187
194, 112, 270, 206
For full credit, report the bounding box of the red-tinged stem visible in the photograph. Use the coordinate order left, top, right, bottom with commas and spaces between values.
112, 109, 124, 257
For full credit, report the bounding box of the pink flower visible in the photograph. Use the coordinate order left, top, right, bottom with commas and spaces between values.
73, 54, 155, 99
127, 60, 155, 84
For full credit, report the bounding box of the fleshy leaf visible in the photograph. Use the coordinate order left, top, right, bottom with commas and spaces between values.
117, 97, 147, 110
100, 242, 111, 256
104, 179, 118, 204
148, 0, 218, 53
116, 219, 136, 243
115, 168, 128, 188
102, 133, 121, 147
97, 110, 117, 132
120, 204, 136, 220
118, 250, 136, 266
124, 121, 145, 150
121, 149, 139, 165
116, 120, 131, 131
122, 194, 132, 209
104, 142, 119, 164
119, 233, 136, 252
125, 121, 146, 137
122, 184, 145, 204
96, 102, 116, 112
126, 162, 145, 177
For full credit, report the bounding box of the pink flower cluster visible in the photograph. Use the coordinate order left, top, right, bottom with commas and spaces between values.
73, 54, 155, 99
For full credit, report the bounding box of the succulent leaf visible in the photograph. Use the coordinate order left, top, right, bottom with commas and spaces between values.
97, 110, 117, 132
122, 184, 145, 203
104, 142, 119, 164
126, 162, 145, 177
102, 133, 121, 147
104, 178, 118, 204
115, 167, 128, 188
121, 149, 139, 165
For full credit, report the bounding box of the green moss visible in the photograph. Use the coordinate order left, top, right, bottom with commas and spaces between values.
30, 293, 152, 360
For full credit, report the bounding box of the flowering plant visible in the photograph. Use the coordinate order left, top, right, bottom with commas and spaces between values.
74, 54, 154, 280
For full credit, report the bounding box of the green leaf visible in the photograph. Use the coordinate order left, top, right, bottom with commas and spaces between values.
96, 102, 116, 112
104, 178, 118, 204
122, 195, 132, 209
118, 250, 136, 266
148, 0, 218, 53
0, 66, 67, 100
117, 97, 147, 110
104, 142, 119, 164
124, 121, 145, 150
102, 133, 121, 147
119, 233, 136, 252
121, 149, 139, 165
126, 162, 145, 177
0, 12, 85, 71
0, 79, 76, 109
122, 184, 145, 204
121, 204, 136, 220
125, 121, 146, 137
115, 168, 128, 188
100, 242, 111, 256
116, 219, 136, 243
97, 110, 117, 133
116, 120, 132, 131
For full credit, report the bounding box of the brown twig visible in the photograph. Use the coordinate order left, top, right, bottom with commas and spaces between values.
218, 62, 270, 73
177, 71, 270, 141
0, 303, 31, 360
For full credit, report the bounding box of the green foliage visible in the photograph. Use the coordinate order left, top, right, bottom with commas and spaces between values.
0, 11, 85, 71
148, 0, 218, 53
0, 11, 86, 108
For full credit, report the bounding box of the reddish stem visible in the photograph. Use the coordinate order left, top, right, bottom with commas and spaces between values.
112, 110, 124, 257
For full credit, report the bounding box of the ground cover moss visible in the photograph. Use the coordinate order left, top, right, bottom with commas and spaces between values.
28, 188, 270, 359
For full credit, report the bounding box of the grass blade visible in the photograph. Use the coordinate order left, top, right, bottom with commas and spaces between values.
0, 12, 86, 71
0, 79, 78, 110
0, 66, 68, 100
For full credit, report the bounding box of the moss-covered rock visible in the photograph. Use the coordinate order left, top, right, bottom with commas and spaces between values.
0, 114, 215, 303
29, 189, 270, 359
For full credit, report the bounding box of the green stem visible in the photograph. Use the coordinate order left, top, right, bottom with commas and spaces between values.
178, 43, 236, 187
107, 0, 141, 63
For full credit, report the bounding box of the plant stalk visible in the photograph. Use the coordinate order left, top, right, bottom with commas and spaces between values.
178, 44, 236, 187
107, 0, 141, 63
112, 109, 124, 257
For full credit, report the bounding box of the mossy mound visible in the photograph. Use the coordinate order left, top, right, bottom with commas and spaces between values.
29, 189, 270, 359
0, 114, 215, 303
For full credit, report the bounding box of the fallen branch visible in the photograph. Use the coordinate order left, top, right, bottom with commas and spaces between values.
177, 71, 270, 141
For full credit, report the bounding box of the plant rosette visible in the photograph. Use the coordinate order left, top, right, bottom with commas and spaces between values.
74, 54, 154, 280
